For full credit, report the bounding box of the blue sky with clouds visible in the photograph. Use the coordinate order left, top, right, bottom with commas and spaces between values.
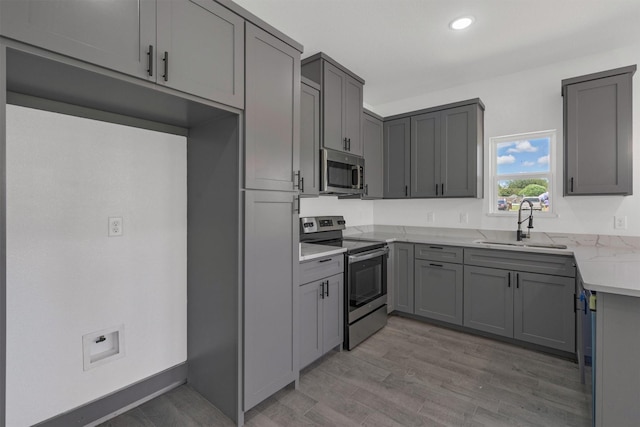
496, 137, 550, 175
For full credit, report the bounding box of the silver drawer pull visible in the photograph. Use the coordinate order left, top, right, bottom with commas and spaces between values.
318, 258, 332, 263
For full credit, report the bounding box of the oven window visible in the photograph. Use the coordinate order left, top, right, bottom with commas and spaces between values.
349, 256, 385, 308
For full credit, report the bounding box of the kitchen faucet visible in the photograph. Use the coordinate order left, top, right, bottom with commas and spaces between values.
516, 199, 534, 241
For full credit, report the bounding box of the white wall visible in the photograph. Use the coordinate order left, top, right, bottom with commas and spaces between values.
300, 195, 373, 226
6, 106, 187, 426
304, 42, 640, 236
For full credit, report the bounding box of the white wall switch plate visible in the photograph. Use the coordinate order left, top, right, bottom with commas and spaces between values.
108, 217, 123, 237
459, 212, 468, 224
426, 212, 435, 223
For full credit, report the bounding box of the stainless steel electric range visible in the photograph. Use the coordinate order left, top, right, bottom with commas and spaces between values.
300, 216, 388, 350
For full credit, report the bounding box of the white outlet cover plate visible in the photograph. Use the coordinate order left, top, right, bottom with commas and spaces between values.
108, 216, 123, 237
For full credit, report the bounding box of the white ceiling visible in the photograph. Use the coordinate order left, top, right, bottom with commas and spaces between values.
233, 0, 640, 108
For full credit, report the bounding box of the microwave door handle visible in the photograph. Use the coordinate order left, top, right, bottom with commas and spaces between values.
352, 165, 362, 190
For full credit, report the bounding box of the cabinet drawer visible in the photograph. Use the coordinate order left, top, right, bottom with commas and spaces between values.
300, 255, 344, 285
415, 244, 463, 263
464, 248, 575, 278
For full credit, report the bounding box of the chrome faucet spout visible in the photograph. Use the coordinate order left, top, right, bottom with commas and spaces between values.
516, 200, 534, 241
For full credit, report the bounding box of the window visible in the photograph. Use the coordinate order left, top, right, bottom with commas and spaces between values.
489, 130, 555, 215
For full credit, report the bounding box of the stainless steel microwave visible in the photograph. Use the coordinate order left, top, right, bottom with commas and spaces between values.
321, 148, 364, 195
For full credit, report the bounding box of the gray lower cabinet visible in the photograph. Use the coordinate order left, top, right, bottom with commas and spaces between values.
514, 272, 575, 352
463, 266, 514, 338
464, 265, 575, 352
383, 118, 411, 198
414, 260, 463, 325
362, 110, 384, 199
244, 190, 298, 411
0, 0, 245, 107
562, 65, 636, 195
299, 273, 344, 369
245, 22, 300, 191
300, 78, 321, 197
393, 243, 414, 313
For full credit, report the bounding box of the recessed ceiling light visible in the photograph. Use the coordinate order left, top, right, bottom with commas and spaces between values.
450, 16, 475, 31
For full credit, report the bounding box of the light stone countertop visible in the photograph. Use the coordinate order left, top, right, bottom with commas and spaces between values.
299, 243, 346, 262
341, 225, 640, 298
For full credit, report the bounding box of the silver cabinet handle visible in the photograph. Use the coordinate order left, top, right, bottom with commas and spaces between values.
325, 280, 329, 297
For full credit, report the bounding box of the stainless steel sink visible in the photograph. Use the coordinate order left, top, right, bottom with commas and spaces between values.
473, 240, 567, 250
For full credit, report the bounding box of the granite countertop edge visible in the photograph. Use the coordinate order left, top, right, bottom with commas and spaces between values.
300, 228, 640, 297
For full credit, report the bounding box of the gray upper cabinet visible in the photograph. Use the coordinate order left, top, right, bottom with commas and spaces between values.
245, 23, 300, 191
410, 112, 439, 197
1, 0, 245, 108
362, 110, 384, 199
562, 65, 636, 196
440, 105, 482, 197
156, 0, 244, 108
244, 190, 298, 411
301, 53, 364, 156
383, 118, 411, 198
409, 102, 483, 198
385, 99, 484, 199
0, 0, 156, 80
300, 78, 321, 197
393, 243, 414, 314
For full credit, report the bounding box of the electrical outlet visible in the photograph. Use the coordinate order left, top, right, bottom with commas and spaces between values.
108, 217, 123, 237
459, 212, 468, 224
614, 216, 627, 230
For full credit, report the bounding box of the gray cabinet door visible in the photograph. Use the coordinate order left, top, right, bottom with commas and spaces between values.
362, 112, 384, 199
300, 81, 321, 196
322, 61, 346, 153
393, 243, 414, 314
344, 75, 363, 156
244, 190, 297, 410
514, 272, 576, 352
440, 105, 478, 197
0, 0, 156, 79
410, 112, 439, 197
414, 260, 463, 325
299, 280, 323, 369
245, 23, 300, 192
383, 118, 411, 198
463, 266, 513, 338
564, 73, 633, 195
156, 0, 244, 108
322, 274, 344, 352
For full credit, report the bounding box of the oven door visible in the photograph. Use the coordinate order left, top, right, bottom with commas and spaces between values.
347, 247, 388, 323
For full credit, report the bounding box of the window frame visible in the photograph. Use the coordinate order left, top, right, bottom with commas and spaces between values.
488, 130, 556, 216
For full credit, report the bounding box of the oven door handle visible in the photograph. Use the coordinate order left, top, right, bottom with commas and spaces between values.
348, 247, 389, 264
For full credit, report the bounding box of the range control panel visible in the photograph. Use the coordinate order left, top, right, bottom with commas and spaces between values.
300, 216, 346, 234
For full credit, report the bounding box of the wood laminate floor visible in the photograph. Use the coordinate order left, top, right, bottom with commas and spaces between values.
99, 315, 592, 427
